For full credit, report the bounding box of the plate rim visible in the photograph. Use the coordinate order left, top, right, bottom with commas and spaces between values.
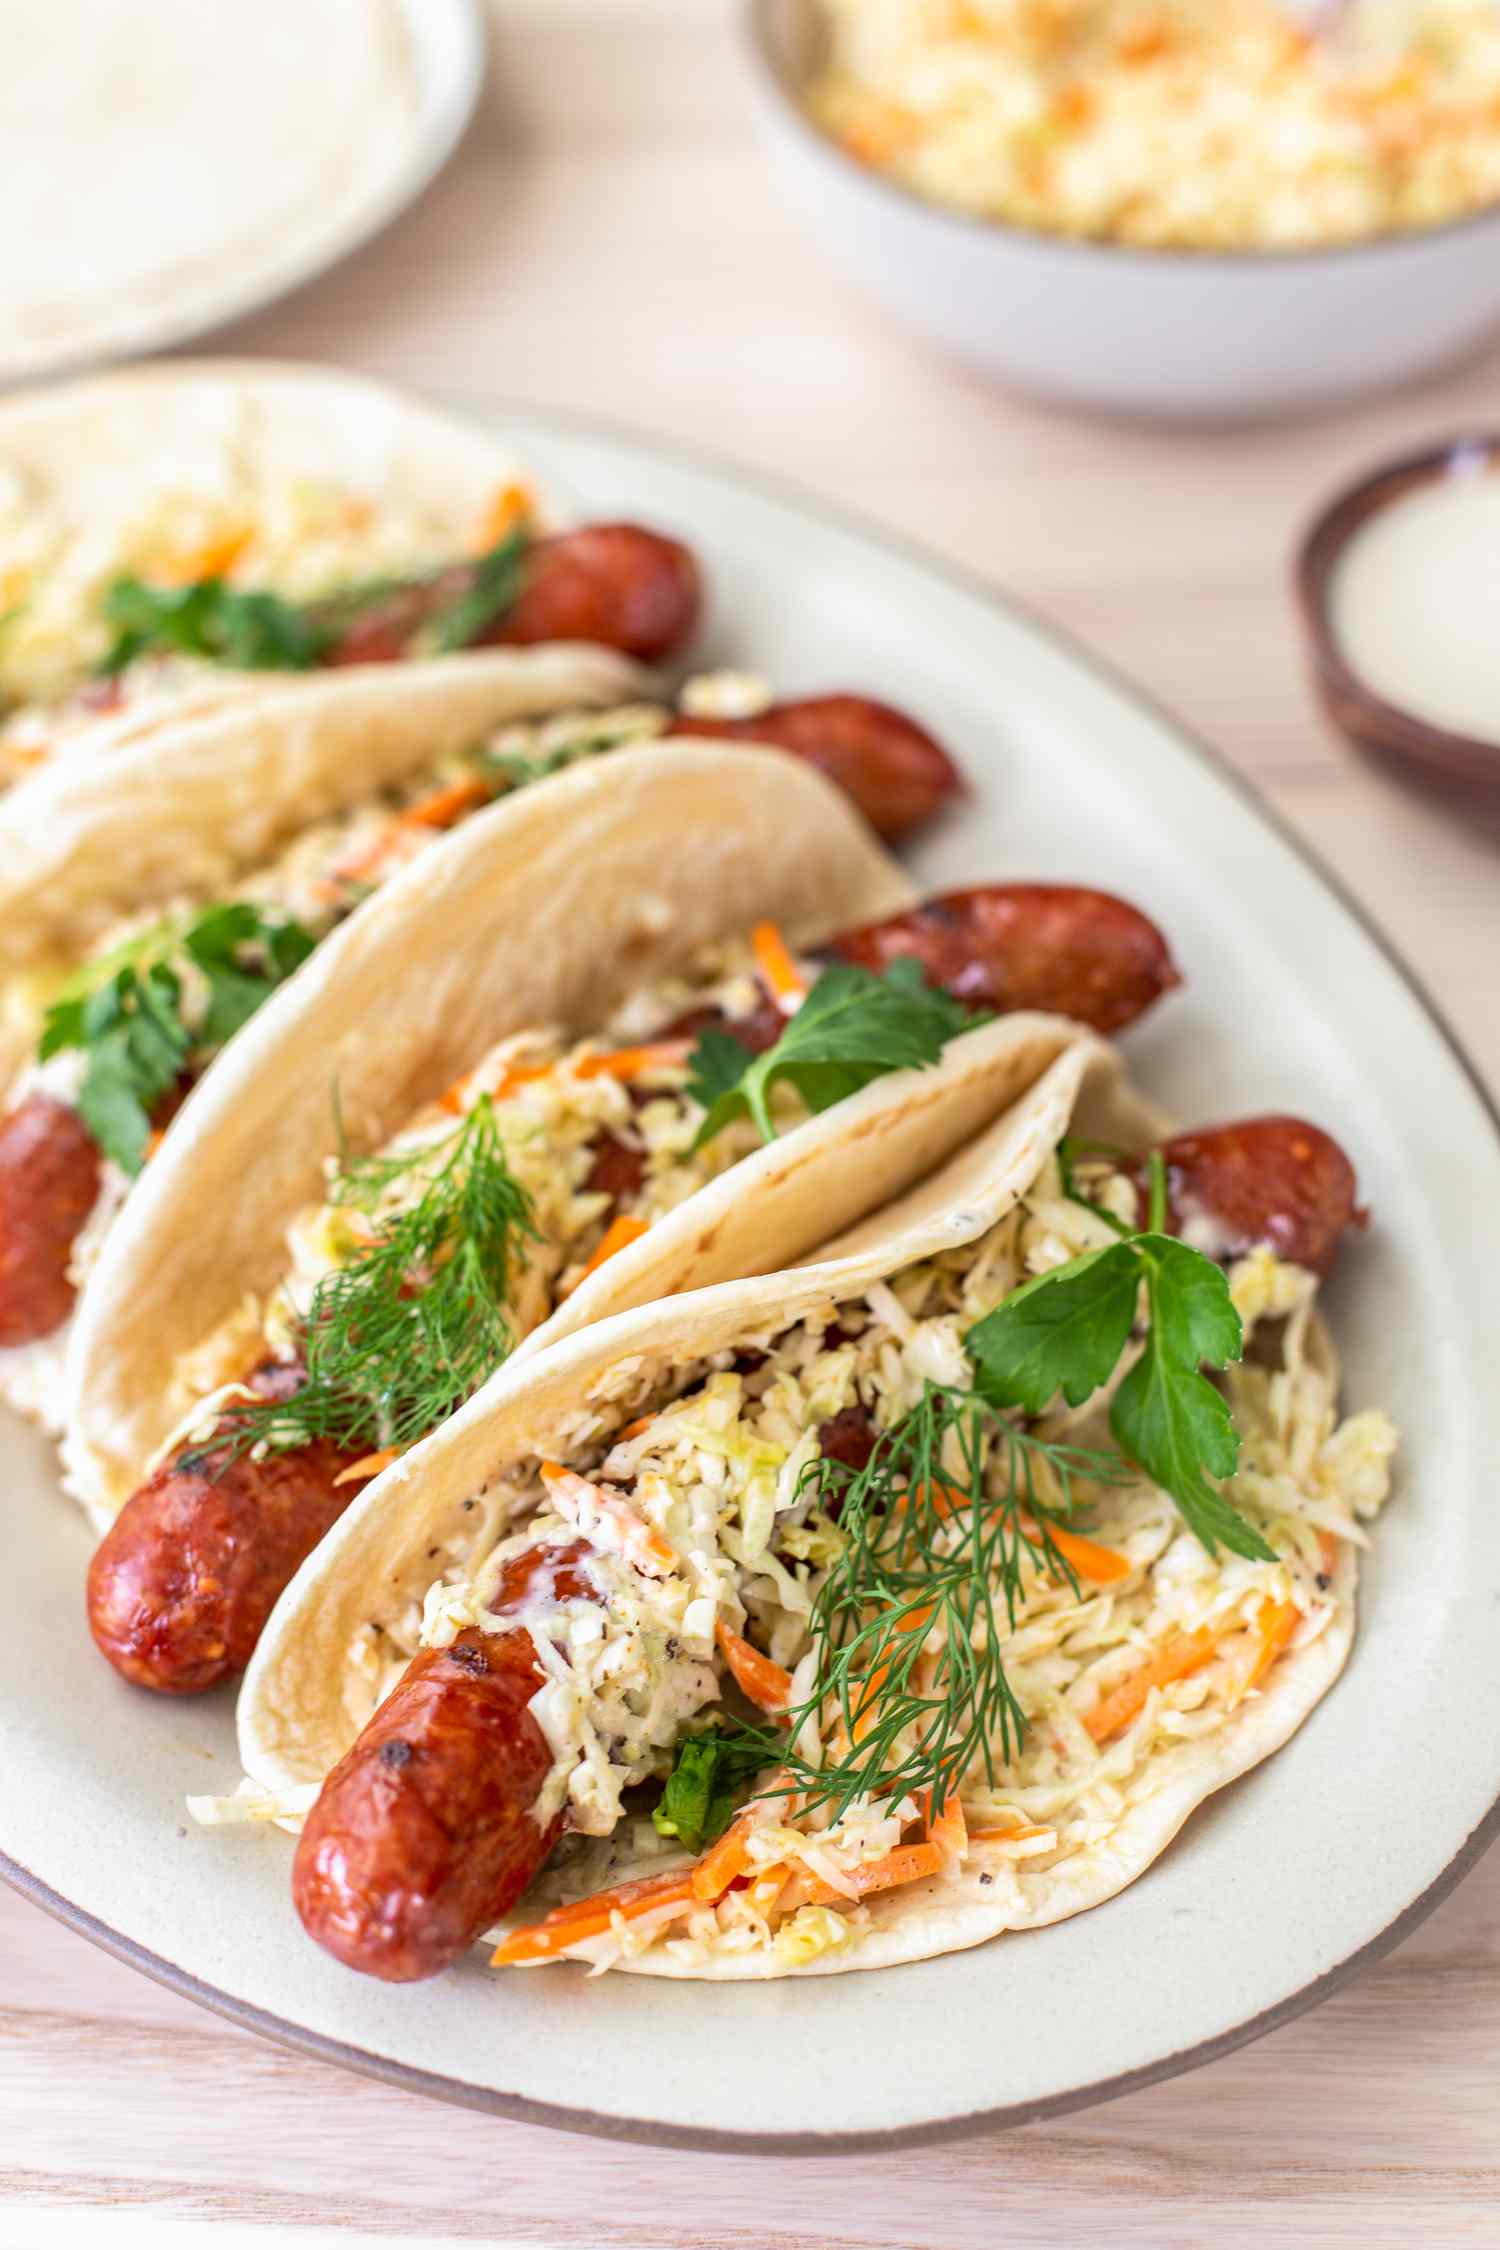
0, 0, 487, 391
6, 404, 1497, 2154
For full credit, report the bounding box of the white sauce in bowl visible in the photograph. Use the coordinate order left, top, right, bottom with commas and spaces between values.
1330, 460, 1500, 745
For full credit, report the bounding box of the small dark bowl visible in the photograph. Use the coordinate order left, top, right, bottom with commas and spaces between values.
1297, 437, 1500, 794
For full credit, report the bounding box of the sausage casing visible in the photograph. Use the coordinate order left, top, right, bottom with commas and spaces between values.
87, 1385, 360, 1694
1149, 1115, 1364, 1276
0, 1094, 102, 1349
673, 695, 961, 842
324, 524, 700, 668
827, 884, 1180, 1034
293, 1544, 590, 1981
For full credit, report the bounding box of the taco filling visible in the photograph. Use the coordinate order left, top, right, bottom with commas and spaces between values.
85, 884, 1173, 1699
0, 463, 700, 787
246, 1089, 1392, 1983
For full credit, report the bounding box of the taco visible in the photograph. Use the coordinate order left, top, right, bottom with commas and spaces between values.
0, 656, 965, 1427
0, 648, 648, 1422
0, 359, 701, 789
227, 1039, 1393, 1984
69, 745, 1177, 1701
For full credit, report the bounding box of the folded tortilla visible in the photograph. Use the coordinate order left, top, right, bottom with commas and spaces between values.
63, 737, 1089, 1524
0, 357, 553, 772
236, 1039, 1391, 1981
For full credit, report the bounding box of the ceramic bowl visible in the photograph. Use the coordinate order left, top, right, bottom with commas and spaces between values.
743, 0, 1500, 424
1297, 436, 1500, 793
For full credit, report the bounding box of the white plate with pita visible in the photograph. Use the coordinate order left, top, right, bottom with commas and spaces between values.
0, 0, 484, 387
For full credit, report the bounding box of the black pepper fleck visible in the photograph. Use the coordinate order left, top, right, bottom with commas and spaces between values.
446, 1641, 490, 1675
377, 1739, 413, 1769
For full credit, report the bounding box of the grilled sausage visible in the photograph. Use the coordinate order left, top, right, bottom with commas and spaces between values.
1146, 1116, 1364, 1276
293, 1542, 591, 1982
826, 884, 1180, 1035
323, 524, 700, 667
817, 1405, 878, 1474
0, 1094, 102, 1348
673, 695, 960, 843
87, 1372, 363, 1695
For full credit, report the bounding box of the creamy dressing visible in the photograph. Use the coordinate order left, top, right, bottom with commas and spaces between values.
1330, 464, 1500, 746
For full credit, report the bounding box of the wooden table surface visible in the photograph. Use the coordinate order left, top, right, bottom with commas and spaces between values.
7, 4, 1500, 2240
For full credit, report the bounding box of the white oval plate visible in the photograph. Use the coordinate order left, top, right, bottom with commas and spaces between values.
0, 0, 484, 389
3, 418, 1497, 2151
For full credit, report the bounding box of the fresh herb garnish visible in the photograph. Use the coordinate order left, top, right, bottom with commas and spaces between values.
723, 1381, 1123, 1824
422, 527, 530, 654
965, 1152, 1271, 1561
99, 577, 331, 674
652, 1727, 768, 1852
96, 526, 533, 676
39, 902, 315, 1174
199, 1096, 538, 1465
690, 958, 984, 1146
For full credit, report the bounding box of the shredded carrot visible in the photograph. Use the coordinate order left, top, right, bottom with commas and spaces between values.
332, 1447, 402, 1488
574, 1041, 692, 1082
745, 1863, 789, 1915
1245, 1597, 1301, 1693
852, 1600, 935, 1743
154, 527, 252, 585
968, 1822, 1050, 1847
925, 1789, 969, 1867
143, 1128, 166, 1162
923, 1488, 1130, 1587
539, 1460, 677, 1578
692, 1809, 759, 1901
492, 1870, 696, 1964
440, 1056, 553, 1115
473, 481, 534, 552
715, 1620, 793, 1713
806, 1841, 944, 1907
1317, 1528, 1342, 1576
1022, 1518, 1132, 1587
570, 1213, 650, 1289
750, 920, 808, 1012
617, 1415, 654, 1442
400, 775, 492, 830
1084, 1626, 1218, 1744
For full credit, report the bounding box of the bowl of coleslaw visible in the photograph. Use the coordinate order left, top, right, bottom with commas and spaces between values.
744, 0, 1500, 421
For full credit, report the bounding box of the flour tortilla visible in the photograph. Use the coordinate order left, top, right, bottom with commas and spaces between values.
237, 1039, 1358, 1980
65, 738, 1088, 1523
0, 358, 555, 744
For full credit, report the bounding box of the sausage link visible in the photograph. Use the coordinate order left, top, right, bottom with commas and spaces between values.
817, 1405, 877, 1475
0, 1094, 102, 1349
293, 1543, 591, 1982
1147, 1116, 1364, 1276
826, 884, 1180, 1034
652, 994, 786, 1056
487, 525, 700, 663
323, 525, 700, 668
672, 695, 960, 843
87, 1373, 362, 1695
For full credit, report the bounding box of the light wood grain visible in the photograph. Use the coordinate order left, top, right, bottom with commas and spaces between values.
6, 0, 1499, 2236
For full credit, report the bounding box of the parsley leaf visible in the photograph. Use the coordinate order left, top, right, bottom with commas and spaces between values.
652, 1728, 767, 1852
39, 901, 316, 1175
962, 1192, 1272, 1562
683, 1026, 753, 1116
99, 577, 330, 674
967, 1241, 1141, 1414
692, 958, 982, 1146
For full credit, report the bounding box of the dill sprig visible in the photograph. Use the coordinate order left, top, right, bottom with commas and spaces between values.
194, 1096, 537, 1467
727, 1383, 1125, 1825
